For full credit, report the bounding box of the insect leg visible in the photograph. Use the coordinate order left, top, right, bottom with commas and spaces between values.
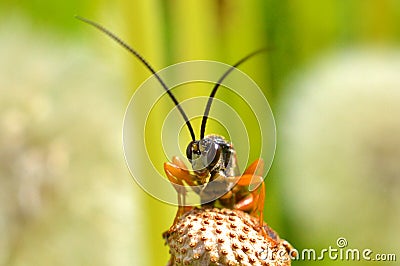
233, 174, 264, 213
164, 162, 201, 194
164, 163, 189, 225
164, 161, 201, 225
171, 156, 189, 170
233, 158, 267, 236
243, 158, 264, 176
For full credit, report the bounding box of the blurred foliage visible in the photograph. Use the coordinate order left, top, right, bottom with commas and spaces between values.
0, 0, 399, 265
0, 0, 92, 33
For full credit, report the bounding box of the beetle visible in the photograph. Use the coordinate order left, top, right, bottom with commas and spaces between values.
77, 16, 268, 235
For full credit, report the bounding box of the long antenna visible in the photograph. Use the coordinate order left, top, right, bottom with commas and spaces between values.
200, 48, 267, 139
76, 16, 196, 141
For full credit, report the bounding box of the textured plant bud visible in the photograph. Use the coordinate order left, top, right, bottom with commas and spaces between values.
165, 208, 293, 266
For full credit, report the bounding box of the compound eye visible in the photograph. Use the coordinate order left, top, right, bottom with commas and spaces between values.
186, 141, 200, 161
186, 142, 193, 161
207, 143, 221, 168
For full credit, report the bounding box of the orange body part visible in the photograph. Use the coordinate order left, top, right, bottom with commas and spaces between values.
164, 158, 266, 233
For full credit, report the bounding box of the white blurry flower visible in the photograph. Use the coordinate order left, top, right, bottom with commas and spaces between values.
0, 17, 148, 265
279, 48, 400, 252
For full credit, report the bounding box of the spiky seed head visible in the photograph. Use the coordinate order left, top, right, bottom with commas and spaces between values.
165, 208, 293, 266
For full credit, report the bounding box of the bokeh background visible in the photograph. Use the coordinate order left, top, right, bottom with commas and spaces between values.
0, 0, 399, 265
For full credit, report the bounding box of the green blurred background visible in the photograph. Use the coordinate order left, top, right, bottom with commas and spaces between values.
0, 0, 399, 265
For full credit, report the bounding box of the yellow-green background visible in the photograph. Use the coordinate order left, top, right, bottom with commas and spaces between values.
0, 1, 399, 265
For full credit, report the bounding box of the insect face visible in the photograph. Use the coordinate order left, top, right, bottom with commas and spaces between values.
186, 138, 220, 175
186, 135, 239, 183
